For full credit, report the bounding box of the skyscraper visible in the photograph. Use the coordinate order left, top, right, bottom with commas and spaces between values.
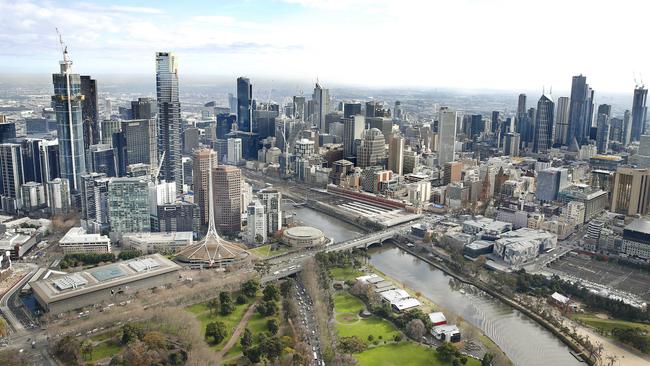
533, 94, 554, 153
631, 85, 648, 142
213, 165, 242, 233
258, 187, 282, 235
107, 177, 151, 239
0, 143, 24, 206
80, 75, 99, 148
312, 81, 330, 131
192, 148, 218, 226
437, 107, 457, 167
156, 52, 181, 194
80, 172, 110, 234
131, 97, 156, 120
611, 167, 650, 216
89, 144, 116, 177
122, 119, 158, 168
504, 132, 521, 157
623, 110, 633, 145
53, 47, 87, 192
567, 75, 594, 146
237, 77, 253, 132
554, 97, 570, 146
343, 115, 365, 158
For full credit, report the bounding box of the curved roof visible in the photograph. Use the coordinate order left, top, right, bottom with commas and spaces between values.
284, 226, 324, 239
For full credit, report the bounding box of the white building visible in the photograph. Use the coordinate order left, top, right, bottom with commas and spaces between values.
259, 187, 282, 235
564, 201, 586, 226
246, 200, 267, 244
406, 180, 431, 207
122, 232, 193, 254
493, 228, 557, 266
47, 178, 71, 215
59, 227, 111, 254
294, 138, 315, 158
227, 138, 242, 165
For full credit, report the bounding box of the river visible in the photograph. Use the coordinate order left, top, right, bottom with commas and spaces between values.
291, 206, 582, 366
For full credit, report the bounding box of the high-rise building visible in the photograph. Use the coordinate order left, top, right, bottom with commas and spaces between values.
108, 177, 151, 239
596, 112, 610, 154
21, 182, 45, 211
631, 85, 648, 142
192, 148, 218, 225
357, 128, 385, 168
89, 144, 116, 177
155, 201, 200, 234
536, 168, 569, 202
533, 94, 554, 153
122, 119, 158, 169
491, 111, 500, 134
312, 81, 329, 131
293, 96, 306, 122
504, 132, 521, 157
80, 76, 99, 148
227, 138, 242, 165
0, 143, 24, 207
258, 187, 282, 235
388, 134, 404, 175
623, 110, 633, 145
554, 97, 570, 145
47, 178, 71, 215
246, 200, 267, 244
611, 167, 650, 216
237, 77, 253, 132
438, 107, 457, 167
443, 161, 462, 185
131, 98, 156, 120
517, 94, 527, 117
80, 172, 110, 234
156, 52, 182, 194
53, 47, 87, 192
343, 115, 365, 158
213, 165, 242, 233
228, 93, 237, 114
0, 122, 16, 143
567, 75, 594, 146
343, 102, 362, 118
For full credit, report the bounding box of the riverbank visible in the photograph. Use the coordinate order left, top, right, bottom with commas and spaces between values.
366, 264, 513, 365
389, 242, 594, 365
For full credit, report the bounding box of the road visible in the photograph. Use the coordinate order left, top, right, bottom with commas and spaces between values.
294, 280, 324, 366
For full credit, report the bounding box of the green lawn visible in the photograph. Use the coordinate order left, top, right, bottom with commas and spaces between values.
223, 312, 270, 359
355, 343, 481, 366
250, 244, 292, 258
88, 339, 122, 362
330, 267, 364, 281
334, 292, 365, 313
573, 314, 650, 333
187, 299, 253, 351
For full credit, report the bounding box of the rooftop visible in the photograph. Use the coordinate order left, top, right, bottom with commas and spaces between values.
625, 218, 650, 235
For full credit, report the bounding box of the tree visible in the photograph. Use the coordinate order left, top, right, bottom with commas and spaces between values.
219, 291, 234, 315
280, 278, 295, 297
243, 345, 262, 363
242, 279, 260, 298
267, 318, 280, 335
481, 352, 495, 366
53, 335, 81, 365
236, 294, 248, 305
143, 331, 167, 350
338, 336, 367, 353
206, 297, 220, 317
263, 284, 280, 301
255, 234, 264, 243
405, 319, 426, 340
123, 340, 152, 366
437, 342, 457, 362
121, 323, 145, 345
240, 328, 253, 349
205, 321, 228, 344
258, 300, 278, 317
260, 336, 283, 361
80, 339, 93, 360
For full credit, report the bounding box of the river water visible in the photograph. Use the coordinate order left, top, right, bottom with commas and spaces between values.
292, 206, 582, 366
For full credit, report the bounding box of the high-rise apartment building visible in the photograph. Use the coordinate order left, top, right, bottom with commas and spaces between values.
631, 85, 648, 142
122, 119, 158, 169
246, 200, 267, 244
227, 138, 242, 165
596, 112, 610, 154
131, 97, 156, 120
0, 143, 24, 206
80, 172, 110, 234
258, 187, 282, 235
437, 107, 457, 167
53, 48, 87, 192
443, 161, 462, 185
554, 97, 570, 145
80, 75, 99, 148
213, 165, 241, 233
156, 52, 181, 194
47, 178, 71, 215
108, 177, 151, 239
567, 75, 594, 145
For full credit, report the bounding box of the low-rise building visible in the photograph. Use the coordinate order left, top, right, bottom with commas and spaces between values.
621, 218, 650, 259
59, 227, 111, 254
493, 228, 557, 266
122, 232, 193, 254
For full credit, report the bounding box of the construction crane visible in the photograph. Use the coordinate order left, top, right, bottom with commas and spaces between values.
152, 151, 165, 183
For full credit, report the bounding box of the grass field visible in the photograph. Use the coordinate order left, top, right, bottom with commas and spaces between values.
88, 339, 122, 362
334, 291, 399, 344
186, 299, 252, 351
330, 267, 364, 281
249, 244, 292, 258
223, 312, 270, 359
355, 343, 481, 366
573, 314, 650, 333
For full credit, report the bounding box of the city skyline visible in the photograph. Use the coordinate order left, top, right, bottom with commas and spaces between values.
0, 0, 648, 93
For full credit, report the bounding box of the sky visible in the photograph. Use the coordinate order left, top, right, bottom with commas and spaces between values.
0, 0, 648, 93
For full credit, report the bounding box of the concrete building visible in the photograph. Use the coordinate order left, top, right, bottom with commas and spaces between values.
0, 143, 24, 211
258, 187, 282, 235
227, 138, 242, 165
47, 178, 71, 215
213, 165, 242, 233
462, 217, 512, 238
387, 134, 404, 175
21, 182, 46, 211
294, 138, 315, 158
121, 119, 157, 168
493, 228, 557, 266
80, 173, 110, 234
59, 227, 111, 254
155, 201, 200, 234
611, 167, 650, 216
122, 232, 193, 254
32, 254, 181, 313
192, 148, 218, 226
343, 115, 365, 158
536, 168, 569, 202
443, 162, 462, 185
282, 226, 327, 248
357, 128, 385, 168
558, 184, 608, 221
